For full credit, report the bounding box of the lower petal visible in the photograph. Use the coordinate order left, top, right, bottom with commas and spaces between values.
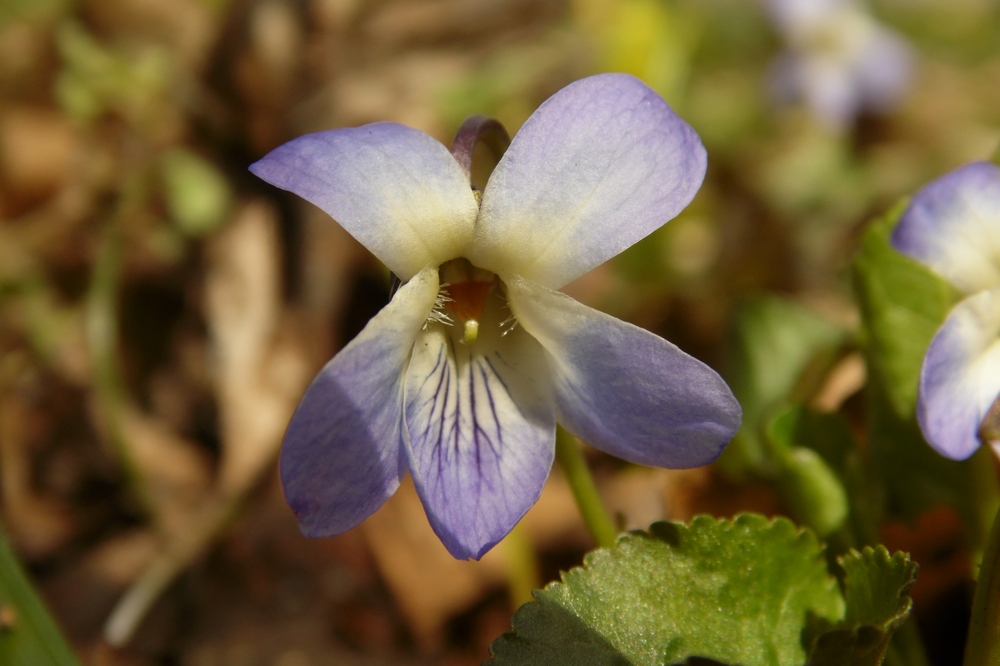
918, 288, 1000, 460
506, 276, 742, 469
280, 266, 439, 536
403, 293, 555, 560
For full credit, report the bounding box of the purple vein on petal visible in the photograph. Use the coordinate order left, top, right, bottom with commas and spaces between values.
403, 295, 554, 560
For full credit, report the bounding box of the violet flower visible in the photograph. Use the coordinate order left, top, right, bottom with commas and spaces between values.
766, 0, 912, 129
891, 162, 1000, 460
250, 74, 742, 560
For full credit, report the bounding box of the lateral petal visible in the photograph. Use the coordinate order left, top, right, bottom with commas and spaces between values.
250, 123, 479, 281
507, 276, 742, 468
280, 266, 440, 537
403, 292, 555, 560
469, 73, 707, 289
918, 287, 1000, 460
891, 162, 1000, 294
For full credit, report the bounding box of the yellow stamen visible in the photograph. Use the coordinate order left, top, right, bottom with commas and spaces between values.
464, 319, 479, 345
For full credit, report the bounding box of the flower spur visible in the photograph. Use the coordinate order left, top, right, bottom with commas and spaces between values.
250, 73, 742, 560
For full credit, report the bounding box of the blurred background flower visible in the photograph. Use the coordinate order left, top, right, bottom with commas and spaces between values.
766, 0, 912, 130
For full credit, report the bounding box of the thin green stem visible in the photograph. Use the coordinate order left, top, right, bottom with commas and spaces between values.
85, 176, 153, 515
555, 428, 617, 549
86, 216, 151, 514
965, 504, 1000, 666
885, 619, 930, 666
501, 523, 540, 610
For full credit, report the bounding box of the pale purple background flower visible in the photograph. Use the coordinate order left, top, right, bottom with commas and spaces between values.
766, 0, 912, 130
250, 74, 742, 560
891, 162, 1000, 460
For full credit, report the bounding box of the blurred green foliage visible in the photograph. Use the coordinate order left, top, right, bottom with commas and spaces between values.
722, 295, 845, 477
55, 22, 172, 127
160, 148, 233, 237
0, 522, 79, 666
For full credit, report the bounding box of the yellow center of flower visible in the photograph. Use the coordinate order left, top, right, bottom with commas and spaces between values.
439, 258, 496, 345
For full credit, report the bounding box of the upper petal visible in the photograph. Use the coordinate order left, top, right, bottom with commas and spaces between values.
468, 73, 707, 289
891, 162, 1000, 294
403, 291, 555, 560
280, 266, 440, 536
917, 287, 1000, 460
250, 123, 479, 280
507, 276, 742, 468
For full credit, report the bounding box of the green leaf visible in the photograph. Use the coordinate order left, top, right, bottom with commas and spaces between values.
776, 446, 849, 539
765, 407, 882, 548
487, 515, 844, 666
807, 548, 918, 666
721, 296, 845, 476
851, 199, 955, 418
0, 521, 80, 666
841, 548, 916, 628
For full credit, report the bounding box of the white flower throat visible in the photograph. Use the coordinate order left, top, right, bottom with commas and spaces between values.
430, 258, 515, 345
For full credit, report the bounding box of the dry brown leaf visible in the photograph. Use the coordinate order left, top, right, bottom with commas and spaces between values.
0, 106, 78, 200
810, 351, 866, 412
601, 467, 670, 532
117, 407, 214, 536
296, 205, 368, 354
79, 530, 164, 587
363, 471, 587, 648
361, 0, 564, 49
329, 55, 473, 132
206, 200, 310, 496
362, 478, 508, 649
0, 393, 76, 558
82, 0, 217, 70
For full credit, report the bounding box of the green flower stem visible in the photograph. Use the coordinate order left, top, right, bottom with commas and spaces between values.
501, 523, 539, 609
86, 216, 151, 515
886, 619, 930, 666
555, 428, 617, 549
85, 176, 153, 516
964, 504, 1000, 666
0, 519, 80, 665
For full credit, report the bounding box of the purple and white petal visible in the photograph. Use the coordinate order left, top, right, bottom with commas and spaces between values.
250, 123, 478, 281
506, 276, 742, 468
403, 293, 555, 560
918, 287, 1000, 460
891, 162, 1000, 295
469, 73, 707, 290
280, 266, 440, 537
